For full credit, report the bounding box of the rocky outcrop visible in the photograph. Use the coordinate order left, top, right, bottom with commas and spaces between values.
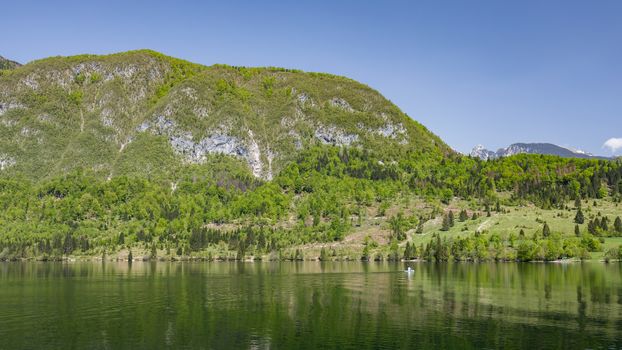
0, 101, 25, 116
314, 126, 359, 146
0, 154, 15, 170
329, 97, 354, 112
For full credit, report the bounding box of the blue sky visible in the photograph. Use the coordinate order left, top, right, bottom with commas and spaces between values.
2, 0, 621, 155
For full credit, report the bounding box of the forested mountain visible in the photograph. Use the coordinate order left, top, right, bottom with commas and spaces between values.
0, 50, 447, 181
0, 50, 621, 262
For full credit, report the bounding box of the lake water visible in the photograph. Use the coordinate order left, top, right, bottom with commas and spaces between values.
0, 262, 621, 349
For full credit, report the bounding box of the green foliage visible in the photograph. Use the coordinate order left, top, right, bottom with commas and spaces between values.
388, 212, 407, 241
1, 50, 622, 261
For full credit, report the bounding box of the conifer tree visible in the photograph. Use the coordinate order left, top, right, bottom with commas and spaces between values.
588, 219, 597, 235
459, 209, 468, 222
542, 223, 551, 237
441, 214, 450, 231
600, 217, 609, 232
575, 224, 581, 237
448, 211, 455, 227
574, 208, 585, 224
615, 216, 622, 234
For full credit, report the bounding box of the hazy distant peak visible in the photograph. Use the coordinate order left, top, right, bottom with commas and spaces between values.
471, 142, 609, 160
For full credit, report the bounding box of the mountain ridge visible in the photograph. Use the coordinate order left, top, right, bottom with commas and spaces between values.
0, 49, 450, 181
470, 142, 610, 160
0, 55, 21, 70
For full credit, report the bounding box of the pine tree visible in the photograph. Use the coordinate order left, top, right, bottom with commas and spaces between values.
118, 232, 125, 245
448, 211, 455, 227
574, 197, 582, 209
441, 214, 450, 231
588, 219, 597, 235
574, 208, 585, 224
600, 217, 609, 232
63, 232, 74, 255
615, 216, 622, 234
472, 212, 478, 220
459, 209, 468, 222
519, 229, 525, 237
542, 223, 551, 237
128, 249, 133, 262
575, 224, 581, 237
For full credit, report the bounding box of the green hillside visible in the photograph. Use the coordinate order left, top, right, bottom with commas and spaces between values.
0, 50, 448, 181
0, 50, 621, 262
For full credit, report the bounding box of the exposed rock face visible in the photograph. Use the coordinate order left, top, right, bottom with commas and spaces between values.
470, 143, 610, 160
330, 97, 354, 112
314, 126, 359, 146
0, 102, 25, 116
139, 115, 271, 178
0, 154, 15, 171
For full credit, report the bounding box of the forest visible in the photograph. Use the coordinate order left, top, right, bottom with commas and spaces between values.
1, 145, 621, 262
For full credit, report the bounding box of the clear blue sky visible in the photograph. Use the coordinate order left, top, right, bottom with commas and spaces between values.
2, 0, 621, 155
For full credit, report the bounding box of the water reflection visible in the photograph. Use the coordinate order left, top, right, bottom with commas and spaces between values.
0, 262, 620, 349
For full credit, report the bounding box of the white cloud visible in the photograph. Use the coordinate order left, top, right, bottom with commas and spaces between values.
603, 138, 622, 153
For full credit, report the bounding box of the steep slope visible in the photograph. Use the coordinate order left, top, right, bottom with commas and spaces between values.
0, 50, 449, 181
471, 143, 609, 160
0, 55, 21, 71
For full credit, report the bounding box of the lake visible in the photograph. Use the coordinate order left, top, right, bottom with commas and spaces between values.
0, 262, 621, 349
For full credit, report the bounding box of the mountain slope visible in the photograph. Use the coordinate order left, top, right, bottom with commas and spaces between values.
471, 143, 609, 160
0, 55, 21, 71
0, 50, 449, 181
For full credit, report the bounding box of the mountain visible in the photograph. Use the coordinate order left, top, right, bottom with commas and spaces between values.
0, 50, 449, 181
0, 55, 21, 70
470, 143, 609, 160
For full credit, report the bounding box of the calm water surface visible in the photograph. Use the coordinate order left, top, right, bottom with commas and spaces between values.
0, 262, 621, 349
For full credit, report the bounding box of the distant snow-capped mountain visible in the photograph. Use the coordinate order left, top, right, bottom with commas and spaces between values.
470, 143, 609, 160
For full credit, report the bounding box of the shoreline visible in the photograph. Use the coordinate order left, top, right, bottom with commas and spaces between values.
0, 257, 616, 263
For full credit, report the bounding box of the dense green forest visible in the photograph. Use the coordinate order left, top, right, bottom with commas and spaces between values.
1, 145, 621, 262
